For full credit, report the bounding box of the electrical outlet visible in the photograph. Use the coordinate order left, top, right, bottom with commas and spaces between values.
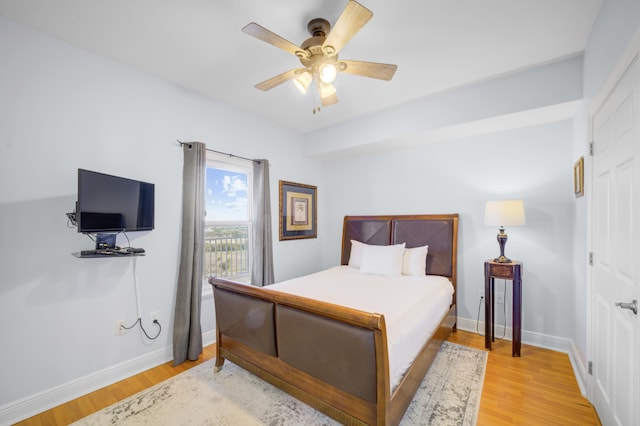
115, 320, 126, 336
150, 311, 159, 323
478, 289, 485, 299
496, 292, 505, 304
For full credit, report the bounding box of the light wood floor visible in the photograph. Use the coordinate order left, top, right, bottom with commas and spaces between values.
447, 331, 601, 426
16, 330, 600, 425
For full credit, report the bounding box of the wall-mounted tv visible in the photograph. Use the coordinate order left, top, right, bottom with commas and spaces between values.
77, 169, 155, 234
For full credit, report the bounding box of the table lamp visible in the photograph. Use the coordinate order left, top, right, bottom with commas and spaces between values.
484, 200, 526, 263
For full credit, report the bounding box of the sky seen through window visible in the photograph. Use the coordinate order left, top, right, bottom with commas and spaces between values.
205, 167, 248, 221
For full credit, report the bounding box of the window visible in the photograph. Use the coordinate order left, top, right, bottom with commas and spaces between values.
204, 154, 252, 283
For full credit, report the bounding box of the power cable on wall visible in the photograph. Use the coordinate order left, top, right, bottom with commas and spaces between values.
476, 279, 508, 339
119, 256, 161, 340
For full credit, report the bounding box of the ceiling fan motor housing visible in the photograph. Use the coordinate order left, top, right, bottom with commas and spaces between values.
298, 18, 340, 81
307, 18, 330, 37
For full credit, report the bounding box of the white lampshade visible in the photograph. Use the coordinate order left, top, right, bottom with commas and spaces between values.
484, 200, 526, 227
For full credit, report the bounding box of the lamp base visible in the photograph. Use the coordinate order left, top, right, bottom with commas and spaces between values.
494, 228, 511, 263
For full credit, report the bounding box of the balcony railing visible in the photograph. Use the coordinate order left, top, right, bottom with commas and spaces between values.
204, 225, 249, 280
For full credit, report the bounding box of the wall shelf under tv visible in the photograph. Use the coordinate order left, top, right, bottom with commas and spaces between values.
72, 250, 145, 258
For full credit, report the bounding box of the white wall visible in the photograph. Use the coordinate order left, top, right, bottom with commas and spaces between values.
318, 121, 576, 342
304, 55, 583, 160
0, 16, 324, 423
583, 0, 640, 99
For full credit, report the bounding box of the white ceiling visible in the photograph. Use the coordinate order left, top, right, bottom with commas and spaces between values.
0, 0, 602, 134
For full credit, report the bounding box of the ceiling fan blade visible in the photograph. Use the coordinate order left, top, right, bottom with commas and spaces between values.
339, 60, 398, 80
318, 82, 338, 106
242, 22, 306, 58
322, 0, 373, 56
255, 68, 306, 91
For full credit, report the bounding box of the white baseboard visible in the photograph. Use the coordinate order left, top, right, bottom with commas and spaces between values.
456, 316, 588, 396
0, 331, 218, 425
203, 329, 216, 347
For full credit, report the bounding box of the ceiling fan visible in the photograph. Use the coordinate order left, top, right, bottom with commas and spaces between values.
242, 0, 397, 109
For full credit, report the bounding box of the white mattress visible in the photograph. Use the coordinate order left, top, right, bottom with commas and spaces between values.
266, 266, 454, 392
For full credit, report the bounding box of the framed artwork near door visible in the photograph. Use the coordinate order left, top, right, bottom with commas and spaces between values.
278, 180, 317, 240
574, 156, 584, 198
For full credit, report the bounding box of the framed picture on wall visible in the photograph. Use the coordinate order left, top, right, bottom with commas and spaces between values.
574, 156, 584, 198
279, 180, 317, 240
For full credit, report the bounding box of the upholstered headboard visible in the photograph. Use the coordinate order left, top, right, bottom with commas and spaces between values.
340, 214, 459, 286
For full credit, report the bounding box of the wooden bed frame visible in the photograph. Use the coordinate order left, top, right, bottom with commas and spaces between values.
209, 214, 458, 425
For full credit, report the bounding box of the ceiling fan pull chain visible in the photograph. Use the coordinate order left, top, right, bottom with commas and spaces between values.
310, 82, 321, 114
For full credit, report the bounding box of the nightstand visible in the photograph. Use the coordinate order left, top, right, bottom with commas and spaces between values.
484, 260, 523, 357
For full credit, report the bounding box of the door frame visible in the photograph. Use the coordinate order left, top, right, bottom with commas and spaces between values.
586, 28, 640, 403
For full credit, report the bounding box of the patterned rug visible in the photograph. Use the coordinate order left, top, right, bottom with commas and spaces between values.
74, 342, 487, 426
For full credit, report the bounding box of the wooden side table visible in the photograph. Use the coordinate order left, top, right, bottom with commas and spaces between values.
484, 260, 523, 357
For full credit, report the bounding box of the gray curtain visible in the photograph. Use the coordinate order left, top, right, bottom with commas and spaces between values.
173, 142, 205, 365
251, 159, 275, 286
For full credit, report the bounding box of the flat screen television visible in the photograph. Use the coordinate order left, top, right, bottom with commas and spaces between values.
77, 169, 155, 234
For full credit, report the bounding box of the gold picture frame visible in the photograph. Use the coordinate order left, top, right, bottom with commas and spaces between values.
574, 157, 584, 198
279, 180, 317, 240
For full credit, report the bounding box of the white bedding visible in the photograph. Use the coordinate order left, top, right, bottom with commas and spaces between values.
265, 266, 454, 392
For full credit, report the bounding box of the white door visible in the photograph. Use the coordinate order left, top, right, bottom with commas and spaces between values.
590, 55, 640, 426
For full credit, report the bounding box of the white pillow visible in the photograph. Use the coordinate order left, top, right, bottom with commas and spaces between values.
360, 243, 406, 276
402, 245, 429, 276
348, 240, 368, 268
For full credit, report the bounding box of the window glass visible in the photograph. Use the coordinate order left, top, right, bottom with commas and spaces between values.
204, 156, 252, 283
206, 168, 249, 221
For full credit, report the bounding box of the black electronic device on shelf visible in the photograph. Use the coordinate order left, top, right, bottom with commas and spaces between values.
72, 247, 146, 258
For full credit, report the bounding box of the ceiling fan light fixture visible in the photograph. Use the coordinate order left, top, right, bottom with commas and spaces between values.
293, 71, 312, 93
318, 81, 338, 106
318, 63, 337, 84
318, 81, 336, 97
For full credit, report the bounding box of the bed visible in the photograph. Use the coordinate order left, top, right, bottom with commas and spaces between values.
209, 214, 459, 425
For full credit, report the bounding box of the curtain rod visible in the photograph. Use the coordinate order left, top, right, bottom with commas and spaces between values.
177, 140, 260, 164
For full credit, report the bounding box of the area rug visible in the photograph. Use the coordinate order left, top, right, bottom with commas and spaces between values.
73, 342, 487, 426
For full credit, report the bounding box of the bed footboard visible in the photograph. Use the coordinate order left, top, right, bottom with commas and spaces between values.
212, 278, 391, 425
276, 305, 379, 403
214, 288, 277, 357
